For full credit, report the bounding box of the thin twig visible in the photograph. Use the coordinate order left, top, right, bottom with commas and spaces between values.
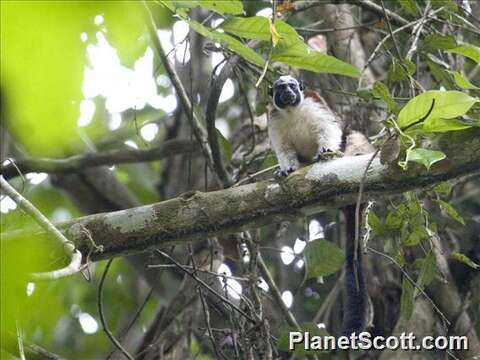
367, 246, 451, 326
16, 320, 26, 360
234, 67, 256, 156
143, 2, 217, 179
255, 0, 276, 88
380, 0, 402, 59
353, 148, 380, 273
246, 239, 301, 331
361, 7, 444, 78
233, 165, 278, 187
198, 283, 224, 359
0, 158, 26, 192
313, 271, 345, 324
0, 176, 82, 280
187, 244, 225, 360
148, 263, 249, 281
296, 20, 380, 35
6, 330, 65, 360
1, 139, 198, 180
354, 99, 436, 265
118, 288, 154, 339
97, 259, 135, 360
155, 250, 256, 324
358, 0, 410, 26
406, 2, 431, 61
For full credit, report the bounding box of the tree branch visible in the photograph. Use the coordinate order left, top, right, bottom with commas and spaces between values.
5, 130, 480, 262
1, 139, 197, 180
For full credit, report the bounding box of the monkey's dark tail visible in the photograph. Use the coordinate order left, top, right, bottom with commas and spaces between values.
342, 204, 368, 336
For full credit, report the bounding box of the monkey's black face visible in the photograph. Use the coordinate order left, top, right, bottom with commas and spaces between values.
269, 75, 304, 110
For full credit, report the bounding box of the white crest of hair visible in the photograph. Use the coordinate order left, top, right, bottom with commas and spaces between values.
268, 97, 343, 172
276, 75, 298, 84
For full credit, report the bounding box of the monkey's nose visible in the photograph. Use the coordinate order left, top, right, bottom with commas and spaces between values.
280, 91, 295, 103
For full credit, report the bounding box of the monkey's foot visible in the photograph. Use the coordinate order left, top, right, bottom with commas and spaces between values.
274, 167, 296, 179
313, 148, 343, 162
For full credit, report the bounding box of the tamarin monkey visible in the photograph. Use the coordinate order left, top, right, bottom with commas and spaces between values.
268, 75, 374, 335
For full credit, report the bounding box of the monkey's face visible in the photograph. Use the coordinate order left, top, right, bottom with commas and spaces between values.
269, 75, 304, 110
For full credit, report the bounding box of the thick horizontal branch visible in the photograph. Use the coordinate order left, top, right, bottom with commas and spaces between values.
7, 130, 480, 262
1, 139, 196, 179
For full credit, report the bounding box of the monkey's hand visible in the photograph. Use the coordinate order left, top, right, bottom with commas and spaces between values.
274, 166, 296, 179
313, 147, 343, 162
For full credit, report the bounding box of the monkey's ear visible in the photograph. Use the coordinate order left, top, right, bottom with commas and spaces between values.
268, 86, 273, 97
298, 80, 305, 91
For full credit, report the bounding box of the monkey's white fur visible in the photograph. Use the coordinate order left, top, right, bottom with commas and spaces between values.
268, 96, 343, 172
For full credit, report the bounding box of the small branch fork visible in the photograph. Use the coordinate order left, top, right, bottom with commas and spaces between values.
1, 139, 197, 180
155, 250, 256, 324
360, 6, 444, 84
0, 176, 82, 281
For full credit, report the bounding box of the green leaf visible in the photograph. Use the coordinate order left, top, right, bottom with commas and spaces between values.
448, 70, 479, 90
355, 88, 374, 101
427, 58, 450, 84
423, 117, 473, 132
406, 148, 446, 170
100, 3, 152, 66
450, 252, 480, 269
372, 81, 400, 114
187, 20, 265, 66
222, 16, 300, 45
424, 34, 457, 50
402, 59, 416, 75
216, 128, 233, 162
431, 0, 458, 11
270, 20, 281, 47
398, 90, 478, 128
415, 252, 437, 291
397, 0, 419, 15
304, 239, 345, 279
400, 278, 414, 320
261, 153, 278, 169
368, 211, 383, 234
387, 59, 416, 82
223, 16, 271, 41
402, 226, 428, 246
172, 0, 243, 15
386, 208, 403, 230
157, 0, 175, 12
222, 16, 360, 78
434, 182, 452, 198
272, 42, 360, 77
448, 44, 480, 64
436, 199, 465, 225
0, 1, 155, 156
